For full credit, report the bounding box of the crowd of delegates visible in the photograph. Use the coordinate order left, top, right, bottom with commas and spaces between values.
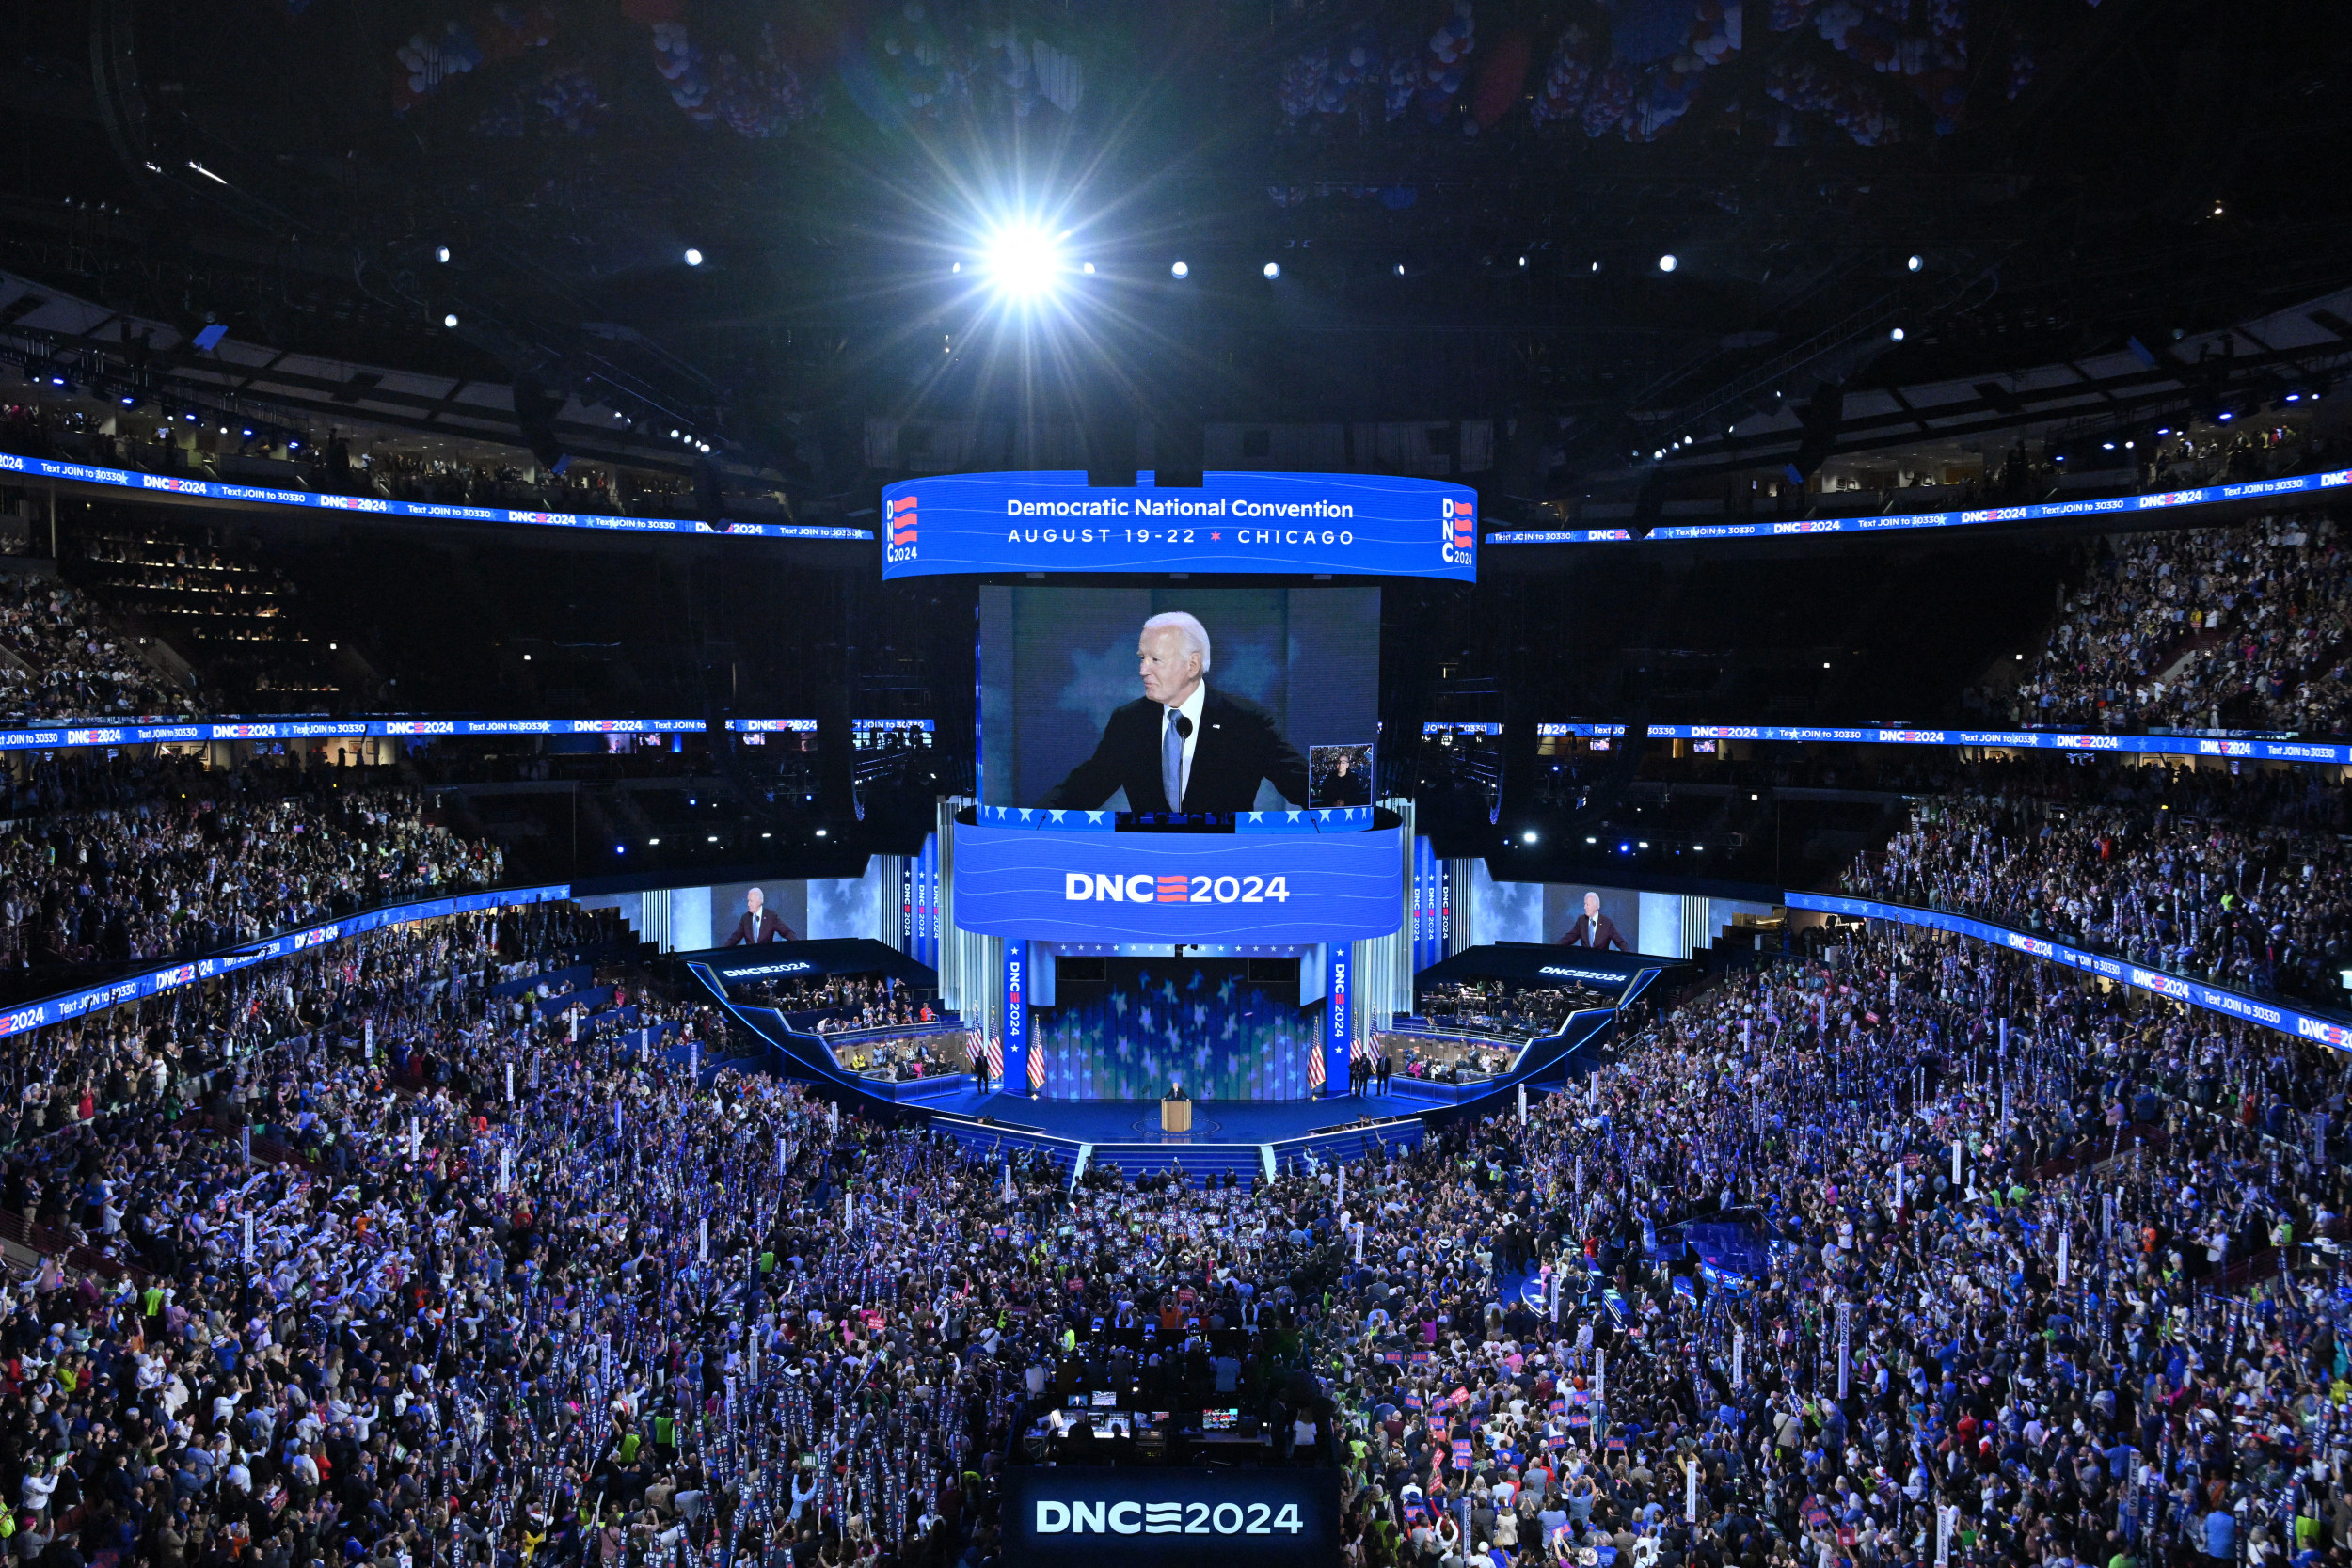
0, 756, 506, 978
0, 573, 195, 724
4, 892, 2352, 1568
1844, 754, 2352, 1005
2007, 515, 2352, 736
1414, 984, 1610, 1042
833, 1033, 974, 1084
733, 975, 945, 1037
1372, 1034, 1518, 1084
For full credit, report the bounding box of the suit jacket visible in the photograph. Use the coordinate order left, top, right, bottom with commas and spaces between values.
1557, 913, 1629, 952
1318, 768, 1372, 808
723, 909, 799, 945
1042, 687, 1310, 813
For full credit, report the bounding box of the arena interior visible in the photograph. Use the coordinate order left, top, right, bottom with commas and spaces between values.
3, 7, 2352, 1568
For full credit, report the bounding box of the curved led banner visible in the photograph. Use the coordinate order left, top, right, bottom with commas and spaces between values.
952, 819, 1404, 943
1544, 721, 2352, 765
0, 882, 572, 1039
0, 451, 869, 542
0, 716, 832, 752
880, 471, 1476, 580
1788, 890, 2352, 1053
1488, 468, 2351, 546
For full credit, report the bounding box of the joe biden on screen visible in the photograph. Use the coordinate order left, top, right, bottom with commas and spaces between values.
1042, 611, 1310, 813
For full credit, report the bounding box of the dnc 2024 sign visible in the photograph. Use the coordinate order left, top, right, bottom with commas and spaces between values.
879, 471, 1476, 580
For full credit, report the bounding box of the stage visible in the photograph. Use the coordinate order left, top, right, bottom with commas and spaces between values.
919, 1078, 1492, 1178
918, 1086, 1444, 1141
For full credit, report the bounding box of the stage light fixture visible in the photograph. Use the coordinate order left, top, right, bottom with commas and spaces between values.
1521, 830, 1538, 844
1907, 254, 1922, 272
980, 225, 1063, 298
1169, 260, 1189, 279
683, 248, 704, 266
437, 246, 451, 263
1263, 262, 1280, 279
815, 828, 828, 837
1394, 263, 1406, 276
951, 261, 962, 274
1889, 327, 1905, 341
443, 313, 459, 328
1082, 262, 1095, 275
670, 429, 680, 438
1658, 254, 1677, 273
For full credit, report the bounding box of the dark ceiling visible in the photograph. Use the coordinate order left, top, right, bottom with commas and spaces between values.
6, 0, 2352, 498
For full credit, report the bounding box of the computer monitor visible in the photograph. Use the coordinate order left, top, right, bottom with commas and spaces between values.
1202, 1408, 1240, 1433
1091, 1390, 1120, 1407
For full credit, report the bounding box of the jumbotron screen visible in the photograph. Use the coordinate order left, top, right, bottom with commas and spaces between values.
977, 586, 1378, 811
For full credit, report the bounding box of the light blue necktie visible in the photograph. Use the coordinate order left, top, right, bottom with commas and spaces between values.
1161, 707, 1184, 809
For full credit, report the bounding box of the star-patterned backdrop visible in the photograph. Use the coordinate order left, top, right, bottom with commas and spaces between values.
1031, 958, 1316, 1101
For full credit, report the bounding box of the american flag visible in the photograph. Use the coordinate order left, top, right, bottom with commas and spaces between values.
983, 1034, 1003, 1079
1308, 1046, 1325, 1089
1028, 1042, 1046, 1090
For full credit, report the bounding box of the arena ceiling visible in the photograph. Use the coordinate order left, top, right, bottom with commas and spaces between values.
4, 0, 2351, 494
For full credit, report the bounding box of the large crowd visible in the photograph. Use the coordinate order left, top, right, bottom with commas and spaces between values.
1414, 984, 1611, 1043
0, 870, 2335, 1568
1844, 755, 2352, 1006
0, 573, 195, 724
2008, 515, 2352, 736
0, 754, 506, 980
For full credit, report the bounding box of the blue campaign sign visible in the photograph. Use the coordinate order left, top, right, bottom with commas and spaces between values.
950, 818, 1404, 943
1787, 889, 2352, 1053
0, 883, 570, 1039
879, 470, 1477, 580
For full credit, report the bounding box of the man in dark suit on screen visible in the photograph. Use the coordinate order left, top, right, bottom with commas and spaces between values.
723, 886, 800, 945
1557, 890, 1629, 951
1042, 611, 1310, 813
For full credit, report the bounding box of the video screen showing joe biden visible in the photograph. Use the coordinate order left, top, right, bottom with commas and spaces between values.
978, 587, 1380, 812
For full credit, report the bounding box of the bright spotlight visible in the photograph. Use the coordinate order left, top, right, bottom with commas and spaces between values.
1169, 260, 1189, 280
436, 245, 451, 264
443, 312, 459, 328
1521, 830, 1539, 844
1907, 254, 1923, 272
1889, 326, 1905, 341
1658, 253, 1677, 273
1263, 261, 1280, 280
1082, 262, 1095, 275
979, 226, 1062, 298
683, 247, 704, 267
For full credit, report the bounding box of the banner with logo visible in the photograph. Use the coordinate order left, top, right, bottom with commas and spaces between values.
1002, 939, 1031, 1096
1787, 890, 2352, 1053
1325, 946, 1352, 1096
951, 820, 1404, 943
880, 471, 1477, 580
1486, 467, 2352, 546
0, 451, 868, 541
1000, 1467, 1342, 1568
1540, 721, 2352, 766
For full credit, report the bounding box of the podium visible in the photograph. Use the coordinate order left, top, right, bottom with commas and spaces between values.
1160, 1098, 1193, 1133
